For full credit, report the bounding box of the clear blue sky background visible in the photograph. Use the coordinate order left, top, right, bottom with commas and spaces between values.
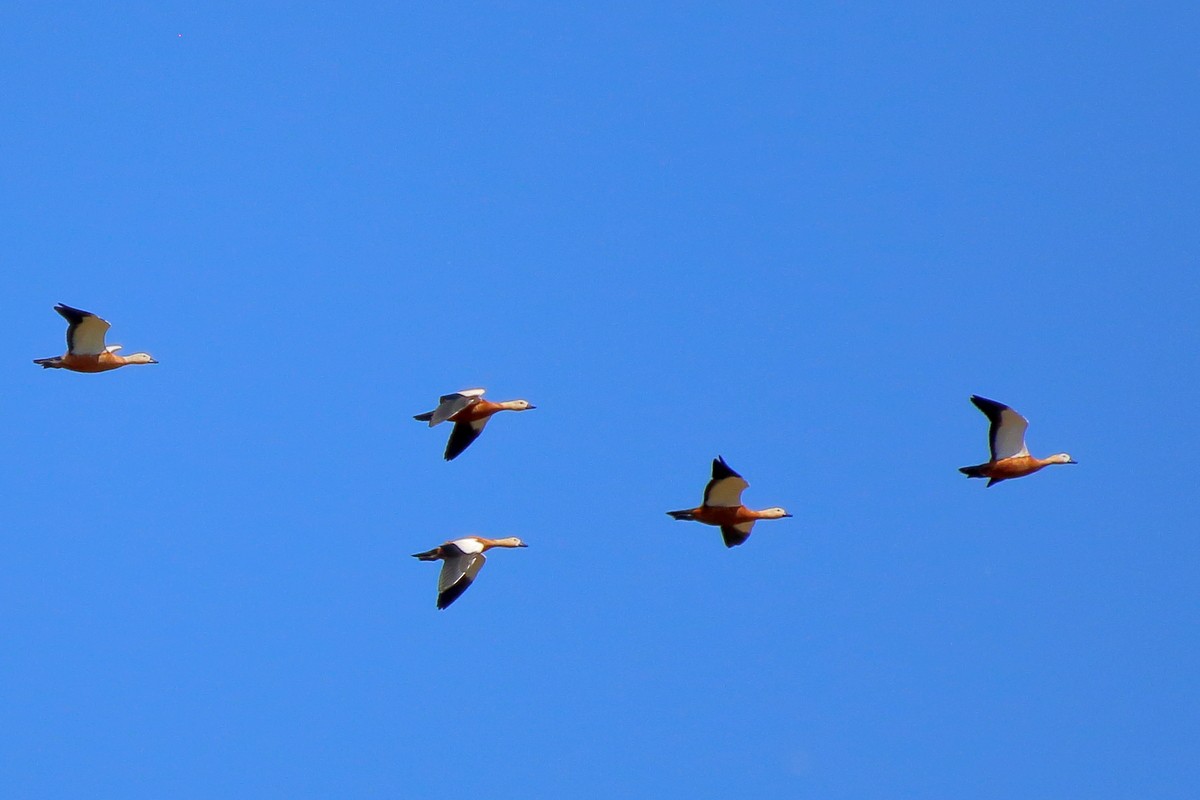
2, 3, 1197, 797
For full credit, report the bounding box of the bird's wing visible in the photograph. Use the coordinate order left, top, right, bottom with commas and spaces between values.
437, 551, 486, 609
721, 521, 756, 548
703, 456, 749, 507
55, 304, 110, 355
444, 417, 490, 461
428, 389, 485, 427
971, 395, 1030, 460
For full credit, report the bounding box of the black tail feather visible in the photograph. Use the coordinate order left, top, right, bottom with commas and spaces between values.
413, 411, 434, 422
412, 548, 442, 561
959, 465, 985, 478
666, 510, 695, 521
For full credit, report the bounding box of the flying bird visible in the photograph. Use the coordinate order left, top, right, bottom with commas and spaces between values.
34, 304, 158, 372
412, 535, 528, 609
959, 395, 1077, 487
413, 388, 535, 461
667, 456, 792, 547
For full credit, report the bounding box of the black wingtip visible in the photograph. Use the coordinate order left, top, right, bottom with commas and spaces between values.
436, 580, 472, 609
711, 456, 741, 480
969, 395, 1008, 416
720, 526, 751, 547
442, 421, 481, 461
53, 303, 92, 323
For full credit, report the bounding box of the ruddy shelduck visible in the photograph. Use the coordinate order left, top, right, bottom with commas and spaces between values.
413, 388, 535, 461
34, 304, 158, 372
412, 535, 528, 609
960, 395, 1077, 487
667, 456, 792, 547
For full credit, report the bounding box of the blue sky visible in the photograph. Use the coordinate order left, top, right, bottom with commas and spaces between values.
2, 3, 1197, 797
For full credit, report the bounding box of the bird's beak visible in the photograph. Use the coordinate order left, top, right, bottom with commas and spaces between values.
783, 513, 794, 518
518, 542, 529, 547
149, 359, 160, 364
1068, 459, 1078, 464
527, 404, 537, 410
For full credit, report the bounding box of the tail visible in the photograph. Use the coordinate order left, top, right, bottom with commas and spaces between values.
33, 357, 62, 369
666, 510, 696, 521
412, 411, 434, 423
411, 548, 442, 561
958, 465, 986, 478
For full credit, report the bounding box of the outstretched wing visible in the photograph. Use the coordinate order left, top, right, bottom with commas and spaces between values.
55, 304, 110, 356
703, 456, 749, 507
721, 521, 755, 548
437, 550, 487, 609
427, 388, 486, 427
444, 417, 490, 461
970, 395, 1030, 461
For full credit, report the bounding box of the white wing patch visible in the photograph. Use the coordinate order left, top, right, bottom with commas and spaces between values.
70, 316, 111, 355
705, 475, 749, 507
992, 407, 1031, 460
448, 537, 486, 554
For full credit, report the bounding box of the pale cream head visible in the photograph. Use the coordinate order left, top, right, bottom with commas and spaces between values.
495, 536, 528, 548
1049, 453, 1077, 465
761, 507, 793, 519
125, 352, 158, 365
502, 399, 535, 411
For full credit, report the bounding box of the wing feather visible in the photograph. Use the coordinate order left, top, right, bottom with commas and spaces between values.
720, 521, 755, 548
971, 395, 1030, 460
703, 457, 749, 507
428, 390, 485, 427
444, 417, 489, 461
437, 552, 486, 609
55, 304, 110, 355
